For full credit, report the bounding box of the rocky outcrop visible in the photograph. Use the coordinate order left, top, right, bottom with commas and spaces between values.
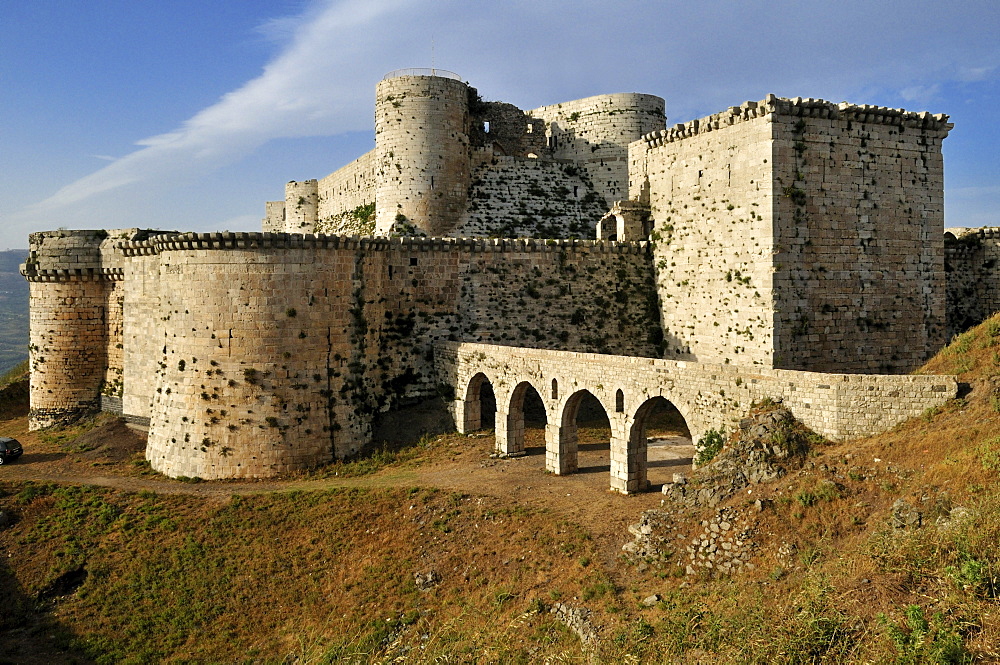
662, 407, 819, 508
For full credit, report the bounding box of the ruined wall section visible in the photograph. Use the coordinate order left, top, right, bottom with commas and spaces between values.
314, 150, 377, 235
454, 157, 607, 238
262, 201, 286, 232
769, 98, 951, 373
634, 104, 777, 367
374, 73, 470, 236
945, 228, 1000, 337
468, 99, 547, 157
532, 94, 666, 205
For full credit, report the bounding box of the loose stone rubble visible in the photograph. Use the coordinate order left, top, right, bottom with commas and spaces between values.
662, 407, 815, 508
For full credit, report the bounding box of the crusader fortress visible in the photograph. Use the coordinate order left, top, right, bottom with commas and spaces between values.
25, 69, 986, 493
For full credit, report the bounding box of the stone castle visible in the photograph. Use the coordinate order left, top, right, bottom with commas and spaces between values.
22, 69, 986, 491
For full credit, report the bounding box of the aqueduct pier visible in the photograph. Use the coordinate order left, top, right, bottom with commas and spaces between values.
436, 343, 958, 493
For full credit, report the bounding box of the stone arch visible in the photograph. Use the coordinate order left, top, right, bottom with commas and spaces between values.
627, 396, 694, 490
461, 372, 496, 433
549, 389, 611, 477
499, 380, 547, 457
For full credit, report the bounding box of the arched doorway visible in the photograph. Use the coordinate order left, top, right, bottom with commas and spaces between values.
504, 381, 547, 456
557, 390, 611, 476
629, 396, 693, 490
463, 372, 496, 432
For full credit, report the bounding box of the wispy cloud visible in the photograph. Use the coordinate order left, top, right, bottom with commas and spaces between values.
9, 0, 998, 240
20, 0, 416, 216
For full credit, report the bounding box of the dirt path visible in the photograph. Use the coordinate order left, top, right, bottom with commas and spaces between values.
0, 414, 695, 549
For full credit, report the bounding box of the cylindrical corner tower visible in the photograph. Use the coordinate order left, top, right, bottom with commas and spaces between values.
22, 231, 109, 429
285, 179, 319, 231
374, 69, 470, 236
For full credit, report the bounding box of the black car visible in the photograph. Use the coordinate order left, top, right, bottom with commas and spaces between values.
0, 437, 22, 464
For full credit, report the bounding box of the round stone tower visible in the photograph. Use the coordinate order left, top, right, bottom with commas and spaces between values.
374, 69, 470, 236
21, 231, 110, 429
284, 179, 319, 231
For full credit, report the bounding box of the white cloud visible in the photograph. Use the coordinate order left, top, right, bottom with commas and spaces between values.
8, 0, 999, 243
17, 0, 417, 218
899, 84, 941, 104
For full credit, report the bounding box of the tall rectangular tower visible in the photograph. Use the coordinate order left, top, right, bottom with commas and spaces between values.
631, 95, 952, 373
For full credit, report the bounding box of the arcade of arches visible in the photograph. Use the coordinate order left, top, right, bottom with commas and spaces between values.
462, 372, 691, 493
437, 342, 957, 494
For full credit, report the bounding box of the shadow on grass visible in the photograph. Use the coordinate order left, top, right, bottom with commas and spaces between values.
0, 552, 92, 664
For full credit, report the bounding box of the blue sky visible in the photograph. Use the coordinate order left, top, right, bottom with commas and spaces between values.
1, 0, 998, 250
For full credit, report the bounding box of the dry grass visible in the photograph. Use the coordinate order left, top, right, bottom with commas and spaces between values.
5, 316, 1000, 661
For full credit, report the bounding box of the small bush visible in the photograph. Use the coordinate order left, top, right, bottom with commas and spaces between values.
695, 428, 726, 465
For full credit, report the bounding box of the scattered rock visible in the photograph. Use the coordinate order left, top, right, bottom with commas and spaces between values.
935, 506, 974, 531
641, 594, 660, 607
683, 507, 757, 578
414, 570, 440, 591
890, 499, 922, 529
662, 408, 816, 508
550, 602, 599, 645
622, 509, 674, 561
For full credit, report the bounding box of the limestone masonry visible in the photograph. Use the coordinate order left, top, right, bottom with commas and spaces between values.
24, 69, 980, 491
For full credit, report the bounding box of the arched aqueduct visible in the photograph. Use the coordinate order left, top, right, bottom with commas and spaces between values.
439, 342, 957, 493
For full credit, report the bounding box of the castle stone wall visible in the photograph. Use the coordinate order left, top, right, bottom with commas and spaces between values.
78, 232, 661, 479
770, 98, 949, 373
374, 74, 470, 235
531, 93, 666, 205
634, 103, 777, 366
122, 250, 169, 423
633, 95, 951, 373
315, 149, 377, 234
945, 228, 1000, 337
454, 157, 608, 238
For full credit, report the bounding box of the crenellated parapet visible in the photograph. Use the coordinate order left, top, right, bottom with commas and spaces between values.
21, 229, 174, 429
118, 231, 652, 256
640, 95, 952, 149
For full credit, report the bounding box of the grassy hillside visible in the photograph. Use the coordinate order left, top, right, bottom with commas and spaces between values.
2, 316, 1000, 662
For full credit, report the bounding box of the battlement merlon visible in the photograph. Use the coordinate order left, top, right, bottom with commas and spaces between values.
638, 94, 952, 148
117, 231, 652, 256
20, 229, 179, 282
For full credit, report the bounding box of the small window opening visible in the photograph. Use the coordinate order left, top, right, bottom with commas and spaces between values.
431, 176, 435, 189
615, 389, 625, 413
526, 124, 533, 134
573, 185, 579, 197
484, 121, 490, 133
551, 378, 558, 400
388, 265, 394, 279
409, 257, 418, 266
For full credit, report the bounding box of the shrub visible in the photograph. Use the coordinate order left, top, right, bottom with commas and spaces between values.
695, 428, 726, 465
